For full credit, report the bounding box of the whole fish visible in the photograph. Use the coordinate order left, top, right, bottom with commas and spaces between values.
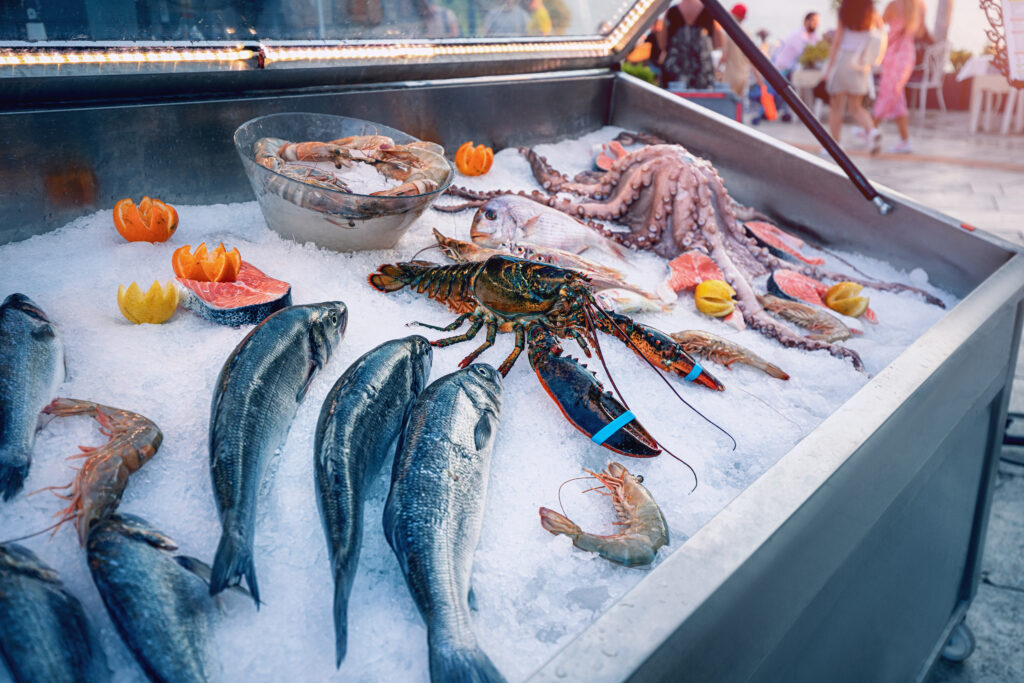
314, 335, 433, 667
670, 330, 790, 380
88, 514, 224, 683
0, 294, 64, 501
210, 302, 348, 605
757, 294, 852, 343
470, 194, 629, 263
0, 544, 107, 683
383, 365, 505, 683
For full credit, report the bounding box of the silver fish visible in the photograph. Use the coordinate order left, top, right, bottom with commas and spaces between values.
209, 302, 348, 605
0, 293, 64, 501
88, 514, 223, 683
383, 364, 506, 683
757, 294, 852, 343
314, 335, 433, 667
471, 195, 629, 263
0, 544, 107, 683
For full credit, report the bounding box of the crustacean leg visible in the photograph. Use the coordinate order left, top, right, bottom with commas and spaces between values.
457, 320, 499, 368
430, 317, 484, 349
497, 324, 527, 376
409, 312, 472, 332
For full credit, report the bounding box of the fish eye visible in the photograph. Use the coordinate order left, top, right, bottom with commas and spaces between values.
484, 209, 497, 221
473, 365, 489, 377
635, 474, 644, 483
329, 311, 338, 325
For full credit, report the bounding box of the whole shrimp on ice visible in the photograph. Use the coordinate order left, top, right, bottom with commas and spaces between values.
539, 462, 668, 568
38, 398, 162, 546
670, 330, 789, 380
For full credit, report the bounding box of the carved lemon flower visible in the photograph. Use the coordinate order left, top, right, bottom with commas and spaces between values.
824, 281, 869, 318
117, 281, 179, 324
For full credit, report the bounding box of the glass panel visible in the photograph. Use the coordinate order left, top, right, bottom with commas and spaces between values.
1, 0, 637, 42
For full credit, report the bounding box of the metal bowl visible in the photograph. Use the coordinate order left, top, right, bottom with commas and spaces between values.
234, 112, 453, 251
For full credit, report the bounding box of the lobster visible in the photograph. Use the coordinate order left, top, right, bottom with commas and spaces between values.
369, 255, 730, 459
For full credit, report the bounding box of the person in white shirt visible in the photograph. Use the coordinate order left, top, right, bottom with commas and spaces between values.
772, 12, 820, 74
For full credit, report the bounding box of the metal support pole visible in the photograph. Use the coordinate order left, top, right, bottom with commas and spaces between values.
700, 0, 894, 215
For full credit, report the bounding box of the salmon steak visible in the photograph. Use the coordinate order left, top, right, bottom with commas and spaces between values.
177, 262, 292, 326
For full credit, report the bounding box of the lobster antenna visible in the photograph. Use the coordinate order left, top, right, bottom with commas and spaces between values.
811, 246, 877, 280
588, 302, 737, 452
581, 307, 701, 492
732, 383, 802, 429
556, 475, 599, 518
0, 515, 76, 545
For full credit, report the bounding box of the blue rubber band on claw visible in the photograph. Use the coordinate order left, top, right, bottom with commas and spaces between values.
591, 410, 636, 445
684, 362, 703, 383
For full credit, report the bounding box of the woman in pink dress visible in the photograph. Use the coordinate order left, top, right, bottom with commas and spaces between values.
873, 0, 926, 153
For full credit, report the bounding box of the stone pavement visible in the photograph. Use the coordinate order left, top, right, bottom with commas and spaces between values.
755, 109, 1024, 682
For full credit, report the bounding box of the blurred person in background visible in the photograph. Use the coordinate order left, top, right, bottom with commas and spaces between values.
483, 0, 528, 36
718, 4, 764, 98
873, 0, 927, 153
770, 11, 819, 121
824, 0, 883, 152
524, 0, 552, 36
657, 0, 722, 89
418, 0, 460, 37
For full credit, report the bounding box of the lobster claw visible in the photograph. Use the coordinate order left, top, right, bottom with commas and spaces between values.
528, 327, 660, 457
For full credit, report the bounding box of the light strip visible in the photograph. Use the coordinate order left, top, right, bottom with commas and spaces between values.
0, 47, 254, 67
263, 0, 655, 64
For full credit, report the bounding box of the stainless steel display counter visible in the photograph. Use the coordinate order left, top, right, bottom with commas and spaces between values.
2, 70, 1021, 682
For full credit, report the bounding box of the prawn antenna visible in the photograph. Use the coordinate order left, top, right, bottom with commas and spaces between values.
0, 515, 77, 545
556, 475, 599, 518
409, 243, 441, 261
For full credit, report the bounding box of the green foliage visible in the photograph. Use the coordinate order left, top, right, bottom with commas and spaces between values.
621, 61, 658, 85
798, 40, 831, 69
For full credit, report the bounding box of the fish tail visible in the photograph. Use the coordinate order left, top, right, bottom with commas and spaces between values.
210, 526, 260, 607
429, 636, 506, 683
0, 452, 29, 501
538, 507, 580, 538
332, 573, 351, 668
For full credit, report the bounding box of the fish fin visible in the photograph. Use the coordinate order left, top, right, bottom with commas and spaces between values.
175, 555, 252, 598
210, 528, 260, 608
538, 507, 581, 538
597, 236, 630, 262
520, 214, 541, 237
333, 575, 350, 668
473, 412, 495, 451
30, 324, 56, 341
298, 361, 318, 401
429, 636, 506, 683
0, 456, 29, 502
468, 586, 478, 612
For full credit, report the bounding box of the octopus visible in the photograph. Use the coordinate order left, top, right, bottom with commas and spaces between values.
442, 131, 945, 371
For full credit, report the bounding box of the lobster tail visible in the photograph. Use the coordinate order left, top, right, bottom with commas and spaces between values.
368, 265, 410, 293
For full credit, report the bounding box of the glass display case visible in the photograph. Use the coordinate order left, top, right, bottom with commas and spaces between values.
1, 2, 1022, 681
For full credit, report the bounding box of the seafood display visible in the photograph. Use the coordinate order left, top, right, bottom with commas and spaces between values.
209, 302, 348, 603
254, 135, 449, 198
177, 262, 292, 327
40, 398, 162, 546
0, 124, 959, 682
448, 134, 946, 370
758, 294, 854, 343
369, 254, 726, 457
0, 294, 64, 501
539, 462, 669, 568
314, 336, 432, 667
87, 514, 221, 683
383, 365, 505, 683
0, 543, 107, 683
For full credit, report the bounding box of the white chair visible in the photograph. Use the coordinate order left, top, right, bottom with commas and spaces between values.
906, 41, 949, 116
1002, 88, 1024, 135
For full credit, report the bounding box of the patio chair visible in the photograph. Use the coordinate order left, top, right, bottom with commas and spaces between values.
906, 41, 949, 116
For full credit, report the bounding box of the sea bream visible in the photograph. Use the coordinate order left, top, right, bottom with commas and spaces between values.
383, 364, 505, 683
0, 293, 64, 501
314, 335, 432, 667
0, 543, 107, 683
88, 514, 223, 683
209, 302, 347, 605
470, 194, 629, 263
